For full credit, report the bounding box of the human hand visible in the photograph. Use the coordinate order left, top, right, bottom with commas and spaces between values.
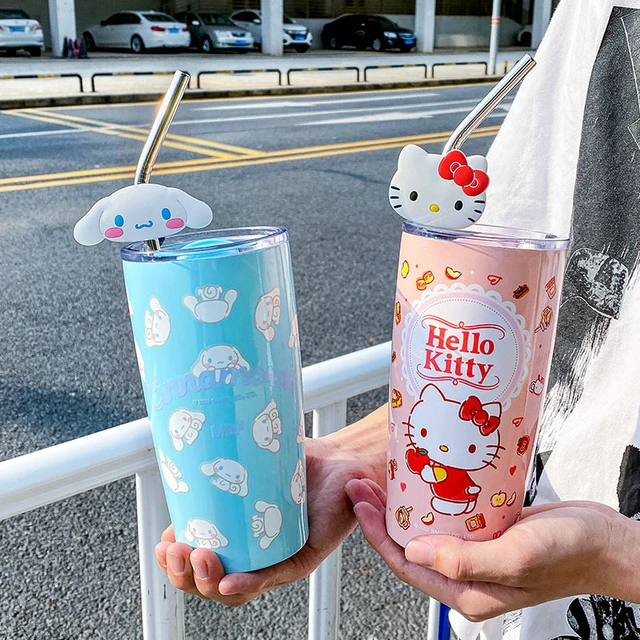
155, 406, 388, 606
346, 477, 639, 622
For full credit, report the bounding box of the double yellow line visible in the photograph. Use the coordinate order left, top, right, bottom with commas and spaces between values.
8, 109, 260, 159
0, 123, 500, 193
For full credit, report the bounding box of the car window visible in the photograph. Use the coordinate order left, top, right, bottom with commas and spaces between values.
124, 13, 141, 24
369, 16, 399, 29
142, 13, 177, 22
283, 15, 295, 24
103, 13, 127, 26
0, 9, 30, 19
200, 13, 234, 26
233, 11, 254, 21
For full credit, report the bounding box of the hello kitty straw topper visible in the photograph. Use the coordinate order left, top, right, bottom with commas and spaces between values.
389, 55, 537, 230
74, 71, 212, 249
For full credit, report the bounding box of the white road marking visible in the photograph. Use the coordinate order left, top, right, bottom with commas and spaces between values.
191, 93, 445, 111
302, 104, 511, 126
0, 127, 93, 140
172, 98, 495, 126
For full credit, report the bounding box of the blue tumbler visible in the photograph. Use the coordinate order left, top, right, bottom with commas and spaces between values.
121, 228, 308, 573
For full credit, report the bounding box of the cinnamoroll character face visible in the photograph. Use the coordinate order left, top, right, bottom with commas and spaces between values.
200, 458, 249, 497
183, 518, 228, 549
252, 400, 282, 453
290, 459, 306, 505
168, 409, 206, 452
255, 288, 281, 341
73, 183, 213, 246
191, 344, 250, 378
144, 297, 170, 347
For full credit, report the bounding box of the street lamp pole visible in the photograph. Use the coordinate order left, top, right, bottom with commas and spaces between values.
488, 0, 502, 75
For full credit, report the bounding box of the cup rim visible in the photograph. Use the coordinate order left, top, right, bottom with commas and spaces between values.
403, 221, 571, 250
120, 226, 288, 262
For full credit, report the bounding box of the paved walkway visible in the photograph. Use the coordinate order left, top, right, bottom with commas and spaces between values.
0, 48, 530, 99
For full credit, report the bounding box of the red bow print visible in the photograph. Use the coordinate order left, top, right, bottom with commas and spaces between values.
459, 396, 500, 436
438, 150, 489, 197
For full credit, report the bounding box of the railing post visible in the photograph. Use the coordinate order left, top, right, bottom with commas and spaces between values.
308, 400, 347, 640
136, 467, 185, 640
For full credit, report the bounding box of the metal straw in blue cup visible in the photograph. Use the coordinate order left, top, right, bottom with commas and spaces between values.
121, 227, 308, 573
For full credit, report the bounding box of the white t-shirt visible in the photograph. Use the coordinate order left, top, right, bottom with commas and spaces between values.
451, 1, 640, 638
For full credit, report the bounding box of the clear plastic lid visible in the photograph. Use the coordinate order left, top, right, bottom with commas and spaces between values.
120, 227, 288, 263
403, 221, 570, 251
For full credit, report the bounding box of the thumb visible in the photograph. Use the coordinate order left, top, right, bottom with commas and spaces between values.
405, 534, 516, 584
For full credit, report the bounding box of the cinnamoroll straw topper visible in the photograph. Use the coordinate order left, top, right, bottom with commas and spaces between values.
73, 183, 213, 246
389, 145, 489, 230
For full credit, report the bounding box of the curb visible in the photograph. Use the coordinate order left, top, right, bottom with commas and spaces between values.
0, 75, 500, 110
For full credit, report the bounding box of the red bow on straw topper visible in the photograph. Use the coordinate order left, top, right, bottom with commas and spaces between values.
459, 396, 501, 436
438, 150, 489, 197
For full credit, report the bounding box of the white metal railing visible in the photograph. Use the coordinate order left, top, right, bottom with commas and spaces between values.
0, 341, 446, 639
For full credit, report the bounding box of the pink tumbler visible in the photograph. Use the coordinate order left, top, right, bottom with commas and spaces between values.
386, 222, 569, 545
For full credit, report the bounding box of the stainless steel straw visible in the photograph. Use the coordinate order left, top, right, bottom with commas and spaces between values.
135, 70, 191, 251
442, 54, 536, 154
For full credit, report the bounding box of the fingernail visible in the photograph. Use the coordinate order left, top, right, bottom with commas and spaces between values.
218, 581, 239, 596
191, 556, 209, 581
405, 539, 435, 567
167, 552, 185, 575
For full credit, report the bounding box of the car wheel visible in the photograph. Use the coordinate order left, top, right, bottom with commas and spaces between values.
328, 36, 338, 50
371, 37, 385, 52
83, 32, 96, 51
28, 47, 41, 57
520, 32, 532, 47
200, 36, 213, 53
294, 44, 309, 53
131, 35, 145, 54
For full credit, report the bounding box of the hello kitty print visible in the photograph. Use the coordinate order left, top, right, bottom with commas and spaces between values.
405, 385, 503, 517
389, 145, 489, 229
386, 225, 568, 546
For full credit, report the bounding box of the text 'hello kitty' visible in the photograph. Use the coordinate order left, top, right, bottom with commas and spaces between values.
419, 317, 505, 389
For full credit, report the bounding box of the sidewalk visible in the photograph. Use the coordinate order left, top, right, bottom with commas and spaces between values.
0, 48, 530, 105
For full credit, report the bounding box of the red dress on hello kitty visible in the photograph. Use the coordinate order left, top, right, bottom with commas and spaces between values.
405, 448, 480, 503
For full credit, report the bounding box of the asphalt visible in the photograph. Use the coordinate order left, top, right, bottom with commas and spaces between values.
0, 84, 506, 639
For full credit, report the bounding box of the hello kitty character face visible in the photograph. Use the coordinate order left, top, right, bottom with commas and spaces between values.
73, 183, 213, 245
252, 400, 282, 453
183, 518, 228, 550
191, 344, 250, 378
389, 145, 489, 229
255, 288, 281, 341
407, 385, 502, 472
144, 297, 170, 347
168, 409, 205, 451
200, 457, 249, 497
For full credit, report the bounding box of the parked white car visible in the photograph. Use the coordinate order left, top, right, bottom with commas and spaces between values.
0, 8, 44, 57
230, 10, 312, 52
83, 11, 190, 53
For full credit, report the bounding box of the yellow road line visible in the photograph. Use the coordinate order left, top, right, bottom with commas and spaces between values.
39, 109, 262, 157
0, 126, 500, 186
7, 110, 237, 159
0, 126, 498, 193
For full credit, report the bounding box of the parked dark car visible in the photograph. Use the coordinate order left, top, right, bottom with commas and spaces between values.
321, 14, 415, 52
